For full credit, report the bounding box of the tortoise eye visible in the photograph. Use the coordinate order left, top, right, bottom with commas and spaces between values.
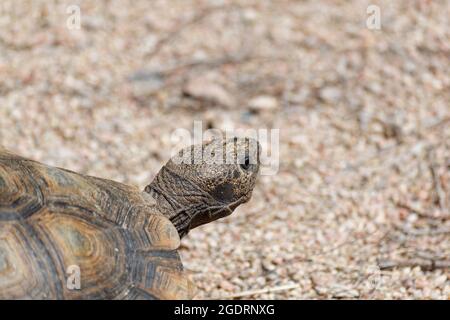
240, 155, 250, 171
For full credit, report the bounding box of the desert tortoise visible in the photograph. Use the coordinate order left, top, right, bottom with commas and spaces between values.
0, 137, 260, 299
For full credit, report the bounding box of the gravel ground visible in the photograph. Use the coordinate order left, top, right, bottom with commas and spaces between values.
0, 0, 449, 299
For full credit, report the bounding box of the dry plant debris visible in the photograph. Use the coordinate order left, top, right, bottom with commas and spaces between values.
0, 0, 449, 299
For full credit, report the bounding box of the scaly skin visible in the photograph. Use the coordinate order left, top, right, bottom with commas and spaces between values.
0, 138, 260, 299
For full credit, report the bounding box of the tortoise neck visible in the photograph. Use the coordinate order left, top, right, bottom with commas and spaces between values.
144, 186, 191, 237
144, 166, 203, 238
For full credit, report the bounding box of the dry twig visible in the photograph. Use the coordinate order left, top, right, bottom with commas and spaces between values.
213, 283, 300, 299
427, 151, 448, 213
145, 4, 239, 60
378, 258, 450, 271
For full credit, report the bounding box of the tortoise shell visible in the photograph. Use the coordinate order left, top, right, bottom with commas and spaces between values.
0, 148, 194, 299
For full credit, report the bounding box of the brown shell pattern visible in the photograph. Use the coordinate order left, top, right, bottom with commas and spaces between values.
0, 149, 194, 299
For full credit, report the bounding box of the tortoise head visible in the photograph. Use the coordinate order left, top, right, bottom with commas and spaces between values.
145, 137, 260, 237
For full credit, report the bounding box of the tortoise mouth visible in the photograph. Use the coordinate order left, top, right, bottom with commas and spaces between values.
212, 194, 249, 220
188, 195, 248, 232
224, 195, 247, 212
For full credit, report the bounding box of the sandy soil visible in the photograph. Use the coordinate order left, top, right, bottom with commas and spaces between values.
0, 0, 449, 299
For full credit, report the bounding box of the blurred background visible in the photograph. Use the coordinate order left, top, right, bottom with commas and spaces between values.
0, 0, 448, 299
